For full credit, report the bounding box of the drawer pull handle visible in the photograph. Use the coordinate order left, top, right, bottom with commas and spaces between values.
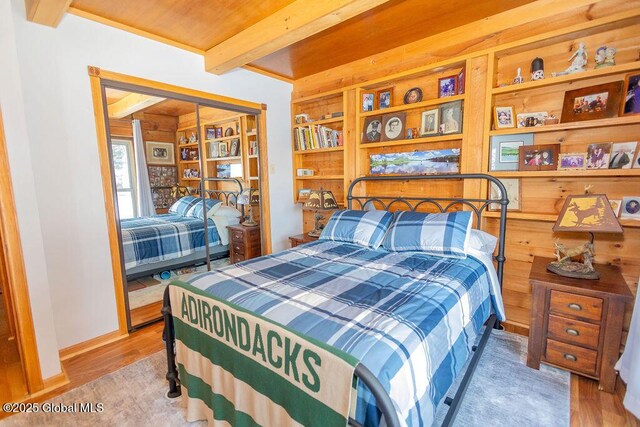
564, 353, 577, 362
567, 303, 582, 311
565, 328, 579, 336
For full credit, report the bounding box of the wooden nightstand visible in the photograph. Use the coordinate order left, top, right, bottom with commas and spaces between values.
227, 225, 261, 264
527, 256, 632, 392
288, 233, 319, 248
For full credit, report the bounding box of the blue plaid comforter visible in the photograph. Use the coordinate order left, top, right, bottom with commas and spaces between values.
186, 240, 504, 426
120, 214, 221, 270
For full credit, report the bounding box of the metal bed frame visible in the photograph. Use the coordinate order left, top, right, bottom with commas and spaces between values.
162, 173, 508, 427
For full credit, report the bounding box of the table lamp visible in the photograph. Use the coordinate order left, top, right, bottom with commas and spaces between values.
549, 194, 623, 279
303, 188, 339, 237
237, 187, 260, 227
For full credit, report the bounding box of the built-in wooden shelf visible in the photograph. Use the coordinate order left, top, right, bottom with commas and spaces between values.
484, 211, 640, 228
206, 134, 241, 142
179, 160, 200, 164
489, 115, 640, 136
491, 61, 640, 95
181, 177, 201, 181
246, 131, 257, 137
177, 142, 199, 148
294, 146, 344, 154
248, 154, 259, 159
206, 156, 242, 162
491, 169, 640, 178
295, 175, 344, 180
360, 94, 465, 118
249, 177, 259, 180
360, 134, 462, 149
293, 117, 344, 128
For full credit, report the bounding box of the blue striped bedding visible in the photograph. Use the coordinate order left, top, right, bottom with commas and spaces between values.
185, 239, 505, 426
120, 214, 221, 270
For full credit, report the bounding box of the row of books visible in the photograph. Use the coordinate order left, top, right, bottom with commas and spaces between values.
294, 125, 343, 151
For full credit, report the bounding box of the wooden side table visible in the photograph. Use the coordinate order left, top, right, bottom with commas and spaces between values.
227, 225, 261, 264
289, 233, 319, 248
527, 256, 632, 392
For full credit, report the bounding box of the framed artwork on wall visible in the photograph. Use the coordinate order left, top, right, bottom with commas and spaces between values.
145, 141, 175, 165
489, 133, 534, 171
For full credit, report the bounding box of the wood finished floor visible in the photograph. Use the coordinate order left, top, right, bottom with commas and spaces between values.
2, 321, 638, 425
130, 300, 163, 327
0, 292, 27, 404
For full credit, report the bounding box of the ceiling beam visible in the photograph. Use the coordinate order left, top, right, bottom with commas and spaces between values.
204, 0, 392, 75
25, 0, 72, 27
107, 94, 167, 119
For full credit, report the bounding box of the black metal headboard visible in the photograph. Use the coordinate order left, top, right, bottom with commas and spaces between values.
173, 177, 244, 209
347, 174, 508, 291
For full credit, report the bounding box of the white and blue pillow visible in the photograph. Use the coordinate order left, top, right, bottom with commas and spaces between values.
319, 209, 393, 249
186, 198, 222, 219
383, 211, 473, 258
168, 196, 200, 216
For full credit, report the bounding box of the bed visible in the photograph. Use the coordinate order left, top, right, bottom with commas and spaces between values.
122, 178, 243, 280
162, 174, 509, 427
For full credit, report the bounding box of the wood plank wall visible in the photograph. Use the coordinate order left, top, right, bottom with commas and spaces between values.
291, 0, 640, 336
108, 113, 178, 142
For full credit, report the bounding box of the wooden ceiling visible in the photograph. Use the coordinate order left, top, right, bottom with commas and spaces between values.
105, 88, 196, 118
31, 0, 535, 80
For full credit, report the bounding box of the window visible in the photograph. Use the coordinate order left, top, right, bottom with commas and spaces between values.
111, 140, 138, 219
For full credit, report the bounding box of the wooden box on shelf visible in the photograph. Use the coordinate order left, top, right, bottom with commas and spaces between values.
227, 224, 261, 264
288, 233, 319, 248
526, 256, 632, 392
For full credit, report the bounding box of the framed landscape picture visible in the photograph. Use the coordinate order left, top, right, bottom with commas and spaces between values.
489, 133, 534, 171
561, 82, 623, 123
370, 149, 460, 175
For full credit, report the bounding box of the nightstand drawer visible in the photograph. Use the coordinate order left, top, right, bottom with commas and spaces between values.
232, 242, 245, 255
549, 290, 602, 322
545, 339, 597, 375
231, 229, 245, 243
547, 315, 600, 349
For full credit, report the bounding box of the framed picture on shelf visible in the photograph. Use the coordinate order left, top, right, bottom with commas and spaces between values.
377, 88, 393, 109
297, 189, 311, 203
516, 112, 548, 128
558, 153, 587, 170
362, 116, 383, 143
608, 141, 637, 169
180, 147, 189, 161
586, 143, 612, 169
205, 127, 216, 140
458, 67, 466, 95
494, 106, 515, 129
609, 199, 622, 217
438, 75, 457, 98
561, 82, 623, 123
294, 114, 309, 124
215, 127, 223, 138
489, 178, 520, 211
404, 87, 423, 104
217, 164, 231, 178
489, 133, 534, 171
224, 127, 234, 137
621, 72, 640, 116
146, 141, 175, 165
518, 143, 560, 171
219, 142, 229, 157
439, 100, 462, 134
621, 196, 640, 220
381, 112, 406, 142
369, 149, 460, 175
209, 141, 219, 158
188, 149, 199, 161
362, 92, 375, 112
229, 139, 240, 157
635, 150, 640, 169
420, 108, 439, 136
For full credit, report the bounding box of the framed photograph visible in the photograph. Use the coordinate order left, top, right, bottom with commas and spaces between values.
622, 72, 640, 115
438, 75, 457, 98
634, 149, 640, 169
403, 87, 423, 104
370, 149, 460, 175
215, 127, 223, 139
362, 116, 383, 143
621, 196, 640, 220
609, 141, 638, 169
294, 114, 309, 124
420, 108, 439, 136
229, 139, 240, 157
188, 149, 199, 161
208, 141, 219, 158
586, 143, 612, 169
609, 199, 622, 217
439, 100, 462, 134
297, 189, 311, 203
516, 112, 548, 128
458, 67, 466, 95
377, 88, 393, 110
145, 141, 175, 165
489, 133, 534, 171
559, 153, 587, 170
362, 92, 375, 112
381, 112, 406, 142
494, 106, 515, 129
219, 141, 229, 157
224, 127, 234, 137
518, 143, 560, 171
489, 178, 520, 211
205, 127, 216, 140
561, 82, 623, 123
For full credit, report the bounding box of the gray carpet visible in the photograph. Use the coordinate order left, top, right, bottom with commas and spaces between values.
3, 330, 569, 426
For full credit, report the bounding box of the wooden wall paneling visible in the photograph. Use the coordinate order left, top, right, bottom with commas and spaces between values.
343, 89, 356, 199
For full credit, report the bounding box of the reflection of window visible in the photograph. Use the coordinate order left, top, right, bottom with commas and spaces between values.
111, 140, 138, 219
230, 163, 243, 178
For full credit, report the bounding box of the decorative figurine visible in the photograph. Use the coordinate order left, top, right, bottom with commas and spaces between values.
531, 57, 544, 80
513, 67, 524, 84
595, 46, 616, 69
552, 42, 588, 77
548, 239, 597, 279
188, 132, 197, 143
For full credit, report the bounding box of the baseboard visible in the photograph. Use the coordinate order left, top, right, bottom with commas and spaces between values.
502, 321, 529, 337
59, 329, 128, 361
41, 368, 69, 390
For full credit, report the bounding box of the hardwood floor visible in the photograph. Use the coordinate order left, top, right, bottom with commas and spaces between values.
130, 300, 163, 327
0, 291, 27, 404
1, 321, 637, 425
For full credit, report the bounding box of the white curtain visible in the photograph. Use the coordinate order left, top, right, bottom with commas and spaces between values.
132, 119, 156, 217
616, 276, 640, 418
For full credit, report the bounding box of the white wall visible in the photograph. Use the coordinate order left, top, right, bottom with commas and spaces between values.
5, 0, 300, 365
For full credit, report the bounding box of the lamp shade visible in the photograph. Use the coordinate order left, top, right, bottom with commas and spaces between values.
553, 194, 623, 234
303, 189, 339, 210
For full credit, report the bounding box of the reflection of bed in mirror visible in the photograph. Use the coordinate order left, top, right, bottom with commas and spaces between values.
120, 178, 244, 280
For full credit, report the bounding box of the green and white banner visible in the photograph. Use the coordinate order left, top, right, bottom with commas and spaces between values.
169, 281, 360, 426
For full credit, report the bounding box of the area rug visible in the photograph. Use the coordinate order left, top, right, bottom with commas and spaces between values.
2, 330, 569, 426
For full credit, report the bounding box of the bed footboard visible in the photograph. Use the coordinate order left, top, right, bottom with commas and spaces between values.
162, 286, 181, 398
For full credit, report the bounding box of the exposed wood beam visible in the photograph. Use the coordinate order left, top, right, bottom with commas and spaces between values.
107, 93, 166, 119
204, 0, 392, 75
25, 0, 72, 27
